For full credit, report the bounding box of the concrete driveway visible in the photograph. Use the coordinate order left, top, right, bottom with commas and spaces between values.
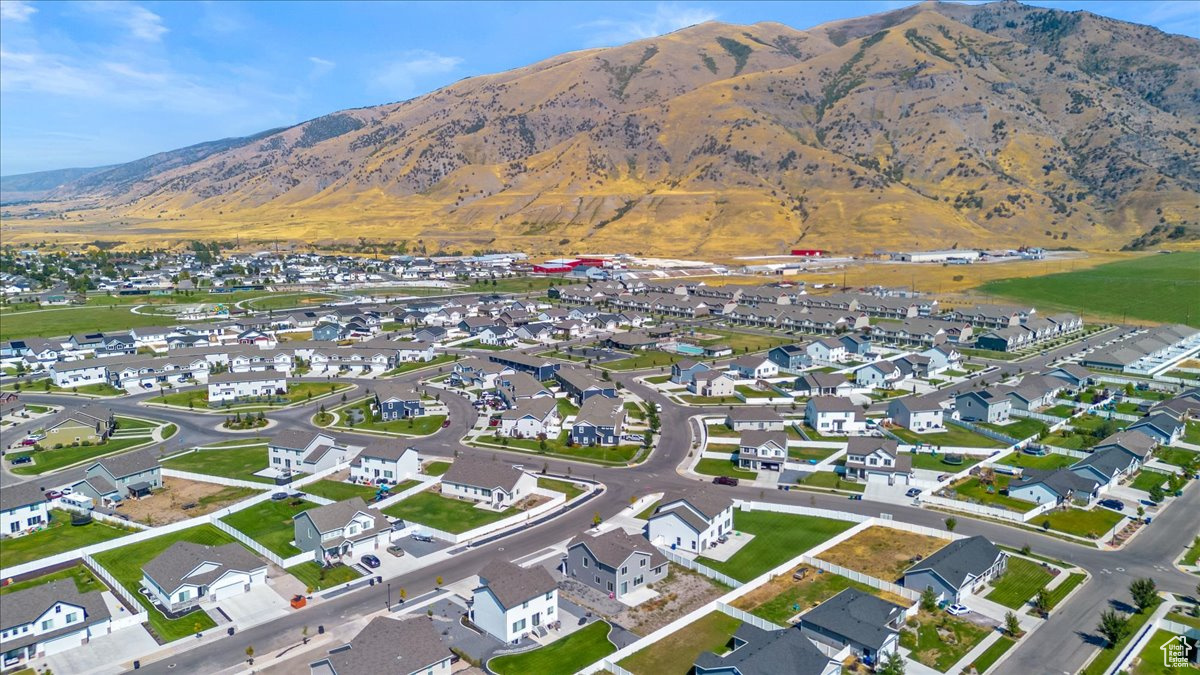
43, 624, 159, 675
214, 585, 292, 628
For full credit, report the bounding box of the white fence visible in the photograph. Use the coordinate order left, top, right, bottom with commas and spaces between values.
715, 602, 784, 631
161, 467, 271, 490
920, 494, 1030, 523
211, 518, 285, 566
406, 491, 569, 545
657, 547, 742, 588
54, 501, 152, 530
801, 555, 920, 602
81, 553, 146, 616
735, 499, 871, 525
1012, 409, 1066, 425
949, 418, 1020, 446
372, 475, 440, 510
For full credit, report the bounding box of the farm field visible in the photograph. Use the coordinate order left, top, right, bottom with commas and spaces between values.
977, 252, 1200, 327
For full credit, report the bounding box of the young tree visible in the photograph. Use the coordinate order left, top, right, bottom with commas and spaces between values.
944, 517, 957, 532
1097, 609, 1130, 646
876, 650, 906, 675
1004, 611, 1022, 637
1129, 578, 1158, 613
920, 586, 938, 613
1033, 589, 1051, 617
245, 646, 255, 664
1148, 484, 1165, 503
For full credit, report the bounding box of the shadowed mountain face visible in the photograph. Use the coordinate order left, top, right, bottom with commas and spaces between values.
3, 1, 1198, 255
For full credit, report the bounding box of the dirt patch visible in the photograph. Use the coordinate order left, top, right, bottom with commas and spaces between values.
118, 477, 262, 526
611, 566, 727, 636
817, 526, 949, 583
732, 565, 912, 618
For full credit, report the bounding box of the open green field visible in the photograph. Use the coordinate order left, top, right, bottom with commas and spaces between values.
978, 252, 1200, 327
92, 524, 247, 642
891, 425, 1006, 449
489, 621, 616, 675
0, 305, 181, 340
537, 477, 584, 501
999, 452, 1078, 471
381, 491, 514, 533
286, 561, 361, 591
1037, 508, 1125, 539
478, 431, 641, 465
696, 511, 855, 582
220, 499, 317, 557
985, 556, 1055, 609
0, 510, 133, 568
161, 445, 272, 483
243, 292, 339, 311
618, 611, 741, 675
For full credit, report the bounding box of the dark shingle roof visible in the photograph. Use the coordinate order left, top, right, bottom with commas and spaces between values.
476, 559, 556, 610
0, 579, 111, 652
905, 536, 1002, 589
657, 489, 733, 521
299, 497, 383, 534
442, 461, 528, 492
358, 439, 416, 462
694, 623, 833, 675
800, 588, 906, 651
142, 541, 265, 595
314, 616, 450, 675
569, 528, 667, 570
0, 481, 45, 511
92, 448, 159, 479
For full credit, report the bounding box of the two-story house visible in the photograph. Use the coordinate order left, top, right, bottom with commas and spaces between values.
70, 449, 162, 503
349, 440, 420, 487
955, 389, 1012, 424
496, 398, 559, 439
690, 370, 736, 398
807, 337, 848, 364
855, 360, 904, 389
805, 397, 864, 436
767, 344, 811, 374
646, 491, 734, 554
887, 397, 944, 432
554, 368, 616, 405
440, 462, 536, 510
141, 542, 267, 614
844, 438, 912, 486
471, 560, 558, 644
0, 579, 111, 667
569, 395, 626, 447
373, 382, 425, 421
293, 498, 393, 565
736, 431, 788, 472
268, 430, 351, 475
564, 528, 668, 601
0, 482, 49, 537
671, 359, 711, 385
207, 370, 287, 403
727, 356, 778, 381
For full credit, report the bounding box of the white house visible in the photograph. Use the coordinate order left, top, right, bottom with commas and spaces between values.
844, 438, 911, 486
805, 396, 865, 435
49, 360, 107, 388
268, 430, 351, 474
690, 371, 736, 398
206, 370, 287, 403
440, 462, 536, 510
727, 356, 778, 380
724, 408, 785, 431
496, 398, 559, 438
293, 498, 393, 565
350, 440, 420, 487
471, 560, 558, 644
855, 361, 904, 389
737, 431, 788, 472
0, 482, 49, 537
887, 397, 945, 432
807, 337, 848, 364
0, 579, 111, 666
141, 542, 267, 614
647, 491, 735, 554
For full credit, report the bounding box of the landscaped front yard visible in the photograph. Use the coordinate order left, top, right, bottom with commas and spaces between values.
489, 621, 616, 675
696, 511, 855, 582
900, 611, 991, 672
537, 477, 584, 501
161, 445, 272, 483
286, 561, 361, 592
985, 556, 1055, 609
618, 611, 741, 675
1035, 508, 1125, 539
817, 526, 949, 583
380, 491, 515, 534
0, 509, 133, 568
693, 458, 758, 480
889, 426, 1005, 449
9, 433, 158, 475
945, 476, 1039, 513
220, 498, 319, 557
795, 470, 866, 493
1127, 470, 1170, 494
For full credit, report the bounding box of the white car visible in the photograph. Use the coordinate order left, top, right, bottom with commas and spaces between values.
946, 604, 970, 616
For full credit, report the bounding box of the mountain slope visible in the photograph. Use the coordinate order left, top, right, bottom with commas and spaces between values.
2, 1, 1197, 255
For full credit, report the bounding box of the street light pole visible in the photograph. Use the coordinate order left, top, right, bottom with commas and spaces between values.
387, 583, 391, 611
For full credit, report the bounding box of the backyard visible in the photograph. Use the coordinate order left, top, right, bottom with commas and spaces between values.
817, 526, 949, 583
381, 491, 515, 533
489, 621, 616, 675
907, 451, 984, 472
220, 498, 319, 557
900, 611, 991, 672
731, 567, 906, 624
695, 510, 856, 582
0, 564, 103, 596
984, 556, 1056, 609
979, 418, 1048, 441
301, 478, 412, 502
945, 476, 1038, 513
0, 509, 133, 568
617, 611, 741, 675
998, 452, 1077, 471
161, 444, 272, 483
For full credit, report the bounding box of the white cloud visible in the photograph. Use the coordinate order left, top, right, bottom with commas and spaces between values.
0, 0, 37, 22
1139, 0, 1200, 36
372, 50, 462, 99
581, 2, 719, 46
81, 2, 168, 42
308, 55, 335, 77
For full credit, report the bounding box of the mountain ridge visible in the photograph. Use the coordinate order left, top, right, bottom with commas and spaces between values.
2, 0, 1197, 255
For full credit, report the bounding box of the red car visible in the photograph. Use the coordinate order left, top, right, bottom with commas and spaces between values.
44, 490, 62, 500
441, 419, 451, 428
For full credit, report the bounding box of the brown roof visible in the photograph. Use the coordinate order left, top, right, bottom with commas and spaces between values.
657, 489, 733, 521
142, 541, 265, 595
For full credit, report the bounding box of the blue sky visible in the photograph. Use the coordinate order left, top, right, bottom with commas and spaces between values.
1, 1, 1196, 175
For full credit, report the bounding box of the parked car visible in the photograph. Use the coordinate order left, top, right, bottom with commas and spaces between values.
905, 488, 921, 498
360, 554, 381, 569
1098, 498, 1125, 511
11, 455, 33, 465
712, 476, 739, 487
271, 492, 289, 501
19, 437, 38, 446
44, 490, 62, 500
386, 545, 406, 557
623, 434, 644, 442
441, 419, 451, 428
410, 532, 434, 543
946, 604, 970, 616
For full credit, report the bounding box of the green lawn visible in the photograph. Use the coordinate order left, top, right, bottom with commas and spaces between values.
1181, 537, 1200, 567
159, 382, 351, 409
603, 351, 685, 371
0, 564, 103, 596
489, 621, 616, 675
788, 446, 837, 463
979, 418, 1048, 441
1043, 572, 1088, 610
733, 572, 880, 624
795, 471, 866, 493
10, 435, 155, 475
1128, 629, 1197, 675
91, 525, 247, 642
985, 557, 1055, 609
1043, 404, 1079, 418
243, 292, 340, 311
693, 458, 758, 480
644, 374, 672, 384
1080, 599, 1161, 675
908, 452, 983, 472
537, 477, 584, 501
998, 452, 1078, 471
635, 499, 661, 520
901, 612, 991, 672
1043, 429, 1099, 451
949, 477, 1038, 513
618, 611, 741, 675
424, 461, 452, 476
286, 561, 361, 592
479, 431, 641, 465
696, 329, 792, 354
161, 445, 271, 483
1127, 470, 1170, 493
380, 353, 457, 377
890, 425, 1007, 449
301, 479, 389, 502
342, 409, 447, 437
5, 381, 125, 397
1182, 422, 1200, 445
220, 498, 319, 557
114, 416, 158, 430
1156, 447, 1200, 468
1035, 508, 1125, 539
381, 491, 514, 533
556, 398, 580, 418
696, 511, 855, 582
978, 252, 1200, 326
0, 305, 185, 340
968, 636, 1016, 674
704, 424, 740, 438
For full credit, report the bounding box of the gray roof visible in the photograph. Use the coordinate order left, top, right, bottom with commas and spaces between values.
373, 381, 420, 402
314, 616, 450, 675
795, 372, 849, 390
800, 588, 906, 651
299, 498, 383, 535
497, 397, 557, 421
906, 536, 1003, 589
442, 461, 528, 492
0, 481, 46, 512
1071, 447, 1137, 477
209, 370, 285, 383
726, 407, 784, 423
476, 559, 556, 610
555, 367, 605, 392
271, 429, 330, 451
0, 579, 111, 652
358, 439, 416, 462
1093, 430, 1156, 458
574, 395, 625, 428
142, 541, 265, 595
656, 489, 733, 521
568, 528, 667, 570
1016, 468, 1099, 498
694, 623, 833, 675
739, 430, 787, 450
91, 448, 160, 479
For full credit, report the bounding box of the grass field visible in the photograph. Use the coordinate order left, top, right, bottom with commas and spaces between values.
220, 499, 318, 557
92, 524, 245, 641
795, 471, 866, 492
949, 476, 1038, 513
286, 561, 361, 592
998, 452, 1078, 471
424, 461, 451, 476
979, 418, 1048, 441
1036, 508, 1125, 539
890, 426, 1006, 448
301, 478, 411, 502
693, 457, 758, 480
537, 477, 584, 501
696, 511, 855, 582
908, 452, 984, 472
0, 510, 133, 568
381, 491, 514, 533
1127, 470, 1170, 493
978, 252, 1200, 326
1156, 447, 1200, 468
1044, 572, 1088, 610
985, 557, 1055, 609
479, 431, 640, 464
243, 292, 340, 311
489, 621, 615, 675
161, 445, 272, 483
0, 305, 183, 340
10, 434, 156, 475
968, 636, 1016, 674
618, 611, 741, 675
380, 353, 457, 377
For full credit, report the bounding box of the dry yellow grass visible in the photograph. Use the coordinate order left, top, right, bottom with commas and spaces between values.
816, 526, 949, 582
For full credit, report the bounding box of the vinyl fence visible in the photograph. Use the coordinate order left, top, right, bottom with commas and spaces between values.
949, 418, 1020, 446
211, 518, 285, 566
801, 555, 920, 604
81, 553, 145, 616
657, 547, 741, 588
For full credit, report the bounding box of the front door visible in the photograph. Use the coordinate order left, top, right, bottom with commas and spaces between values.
620, 581, 628, 595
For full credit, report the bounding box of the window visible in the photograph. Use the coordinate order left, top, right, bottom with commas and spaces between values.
547, 605, 555, 616
545, 591, 553, 601
41, 619, 53, 631
640, 558, 646, 567
620, 566, 627, 575
582, 556, 589, 568
512, 618, 525, 632
65, 612, 77, 623
522, 601, 528, 609
55, 605, 62, 613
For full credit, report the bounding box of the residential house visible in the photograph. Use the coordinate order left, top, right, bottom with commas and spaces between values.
737, 431, 788, 472
693, 623, 839, 675
293, 498, 392, 565
855, 361, 903, 389
805, 397, 863, 436
766, 344, 810, 374
955, 389, 1011, 424
206, 370, 287, 403
373, 382, 425, 420
268, 430, 351, 474
921, 345, 961, 374
887, 397, 944, 432
564, 528, 668, 600
39, 405, 115, 447
646, 491, 734, 554
570, 396, 626, 446
727, 356, 778, 381
844, 438, 911, 485
554, 368, 616, 404
793, 372, 853, 398
49, 360, 108, 388
350, 440, 420, 487
70, 450, 162, 503
308, 616, 452, 675
495, 372, 555, 409
671, 359, 711, 385
488, 353, 559, 380
440, 462, 536, 509
839, 333, 873, 357
0, 482, 49, 537
471, 560, 558, 644
1069, 446, 1141, 488
1127, 413, 1186, 445
0, 579, 111, 666
1043, 364, 1094, 390
903, 536, 1006, 604
141, 542, 267, 613
496, 398, 560, 438
690, 371, 735, 398
1092, 430, 1157, 462
451, 357, 512, 389
807, 338, 848, 364
1008, 469, 1102, 508
799, 588, 907, 664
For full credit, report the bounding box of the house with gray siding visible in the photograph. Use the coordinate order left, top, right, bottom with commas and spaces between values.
955, 389, 1011, 424
693, 623, 839, 675
70, 449, 161, 503
293, 498, 392, 566
799, 588, 908, 665
670, 359, 710, 385
903, 536, 1006, 604
564, 528, 667, 601
1008, 468, 1102, 508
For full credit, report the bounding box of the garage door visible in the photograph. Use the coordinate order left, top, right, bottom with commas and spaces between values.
41, 629, 86, 656
866, 472, 890, 485
210, 575, 249, 600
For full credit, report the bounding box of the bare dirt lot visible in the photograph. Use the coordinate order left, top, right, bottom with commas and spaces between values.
117, 477, 263, 526
612, 566, 728, 636
816, 526, 949, 583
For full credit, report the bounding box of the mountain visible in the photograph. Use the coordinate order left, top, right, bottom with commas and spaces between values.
2, 0, 1198, 255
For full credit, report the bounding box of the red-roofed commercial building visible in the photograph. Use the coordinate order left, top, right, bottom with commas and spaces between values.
532, 258, 581, 274
790, 249, 829, 257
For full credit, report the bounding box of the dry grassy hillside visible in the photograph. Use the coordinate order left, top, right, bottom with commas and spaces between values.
2, 1, 1197, 255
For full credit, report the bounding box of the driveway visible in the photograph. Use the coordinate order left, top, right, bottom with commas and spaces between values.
43, 624, 159, 675
213, 584, 292, 628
